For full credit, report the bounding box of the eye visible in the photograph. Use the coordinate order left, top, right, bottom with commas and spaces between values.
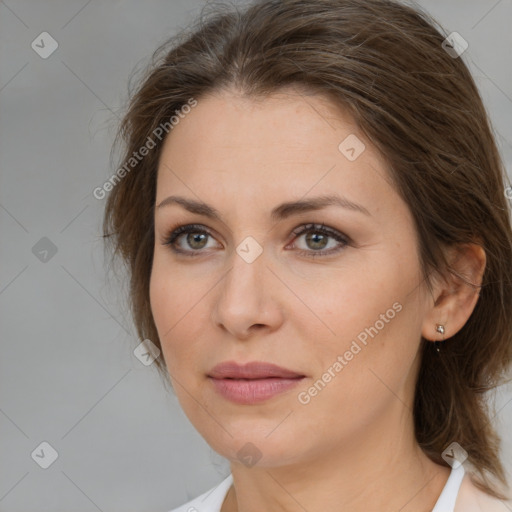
160, 223, 219, 256
287, 223, 349, 258
160, 222, 350, 258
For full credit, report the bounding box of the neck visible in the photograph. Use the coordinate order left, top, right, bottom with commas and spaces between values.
221, 407, 451, 512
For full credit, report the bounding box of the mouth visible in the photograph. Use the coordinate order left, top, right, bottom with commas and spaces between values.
206, 360, 306, 404
207, 375, 306, 404
207, 360, 306, 380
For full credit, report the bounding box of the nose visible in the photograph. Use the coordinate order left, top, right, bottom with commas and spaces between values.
211, 246, 284, 340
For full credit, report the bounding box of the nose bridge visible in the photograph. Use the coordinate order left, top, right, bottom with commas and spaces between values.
212, 238, 282, 335
223, 241, 268, 307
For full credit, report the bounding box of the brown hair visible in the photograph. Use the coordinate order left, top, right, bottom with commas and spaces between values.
103, 0, 512, 499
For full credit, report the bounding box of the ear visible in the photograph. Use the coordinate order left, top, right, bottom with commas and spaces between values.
421, 242, 486, 343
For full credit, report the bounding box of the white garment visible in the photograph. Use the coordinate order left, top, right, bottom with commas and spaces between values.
168, 464, 510, 512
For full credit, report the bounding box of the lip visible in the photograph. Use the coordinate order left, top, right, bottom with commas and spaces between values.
208, 360, 305, 379
207, 361, 306, 405
209, 377, 305, 404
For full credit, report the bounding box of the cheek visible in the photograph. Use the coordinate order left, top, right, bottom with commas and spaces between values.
295, 256, 422, 402
149, 256, 185, 372
149, 253, 212, 376
149, 251, 202, 327
292, 257, 402, 348
294, 307, 420, 441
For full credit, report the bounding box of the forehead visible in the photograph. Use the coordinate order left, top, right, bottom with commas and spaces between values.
155, 88, 397, 222
160, 88, 362, 159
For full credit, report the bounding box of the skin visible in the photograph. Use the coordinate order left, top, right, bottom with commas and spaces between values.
149, 87, 486, 512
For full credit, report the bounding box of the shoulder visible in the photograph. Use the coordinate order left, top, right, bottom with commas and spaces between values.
167, 474, 233, 512
454, 471, 512, 512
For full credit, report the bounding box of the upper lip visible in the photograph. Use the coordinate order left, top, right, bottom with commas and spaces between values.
208, 361, 305, 379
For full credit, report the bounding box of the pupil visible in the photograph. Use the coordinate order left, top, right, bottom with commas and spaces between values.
188, 233, 207, 249
307, 232, 327, 250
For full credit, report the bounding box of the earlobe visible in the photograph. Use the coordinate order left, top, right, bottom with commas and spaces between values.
421, 242, 486, 345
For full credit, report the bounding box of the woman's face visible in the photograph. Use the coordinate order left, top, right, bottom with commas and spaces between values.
150, 88, 432, 467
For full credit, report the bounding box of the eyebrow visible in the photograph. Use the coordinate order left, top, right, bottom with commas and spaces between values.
156, 194, 371, 221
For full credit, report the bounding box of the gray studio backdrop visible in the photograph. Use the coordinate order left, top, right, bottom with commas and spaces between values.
1, 1, 511, 511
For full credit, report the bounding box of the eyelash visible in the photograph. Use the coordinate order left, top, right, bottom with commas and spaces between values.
160, 222, 350, 259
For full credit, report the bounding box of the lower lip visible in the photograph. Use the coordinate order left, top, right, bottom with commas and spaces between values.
209, 377, 305, 404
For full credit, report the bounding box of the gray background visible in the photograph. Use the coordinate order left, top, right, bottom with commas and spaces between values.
1, 1, 511, 511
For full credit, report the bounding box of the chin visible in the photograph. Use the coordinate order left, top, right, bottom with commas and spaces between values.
202, 425, 309, 469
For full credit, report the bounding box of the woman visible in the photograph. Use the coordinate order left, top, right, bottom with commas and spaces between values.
103, 0, 512, 510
